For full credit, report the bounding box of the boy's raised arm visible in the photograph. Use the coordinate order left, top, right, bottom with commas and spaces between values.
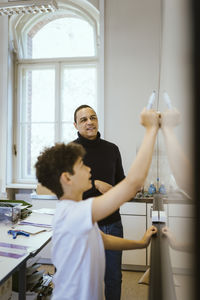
92, 108, 160, 223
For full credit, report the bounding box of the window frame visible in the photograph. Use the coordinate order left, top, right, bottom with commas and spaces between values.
16, 62, 57, 183
14, 58, 99, 183
9, 0, 104, 185
9, 1, 100, 61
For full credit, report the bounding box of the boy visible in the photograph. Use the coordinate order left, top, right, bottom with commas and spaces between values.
73, 104, 125, 300
35, 108, 159, 300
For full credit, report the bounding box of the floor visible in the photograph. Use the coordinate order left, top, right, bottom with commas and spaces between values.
11, 265, 149, 300
39, 265, 149, 300
121, 271, 148, 300
10, 266, 195, 300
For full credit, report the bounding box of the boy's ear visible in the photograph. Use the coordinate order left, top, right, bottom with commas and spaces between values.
74, 122, 78, 130
60, 172, 72, 185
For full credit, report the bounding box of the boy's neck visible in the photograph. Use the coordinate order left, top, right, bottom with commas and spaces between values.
60, 191, 83, 202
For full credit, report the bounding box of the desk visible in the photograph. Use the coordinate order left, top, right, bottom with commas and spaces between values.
0, 212, 53, 300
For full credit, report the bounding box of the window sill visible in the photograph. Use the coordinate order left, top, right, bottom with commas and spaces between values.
6, 183, 37, 190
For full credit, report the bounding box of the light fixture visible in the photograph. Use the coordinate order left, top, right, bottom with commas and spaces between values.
0, 0, 58, 16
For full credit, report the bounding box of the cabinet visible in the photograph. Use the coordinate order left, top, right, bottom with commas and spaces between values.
120, 201, 170, 269
120, 202, 147, 270
168, 203, 194, 271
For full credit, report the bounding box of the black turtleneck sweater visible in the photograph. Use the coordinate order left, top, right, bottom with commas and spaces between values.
74, 132, 125, 226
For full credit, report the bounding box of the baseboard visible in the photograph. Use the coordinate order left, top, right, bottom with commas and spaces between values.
122, 264, 148, 272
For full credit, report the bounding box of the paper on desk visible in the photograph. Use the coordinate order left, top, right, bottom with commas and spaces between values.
19, 212, 53, 228
0, 251, 26, 259
0, 242, 28, 250
19, 222, 52, 228
0, 244, 28, 259
32, 208, 55, 215
0, 246, 26, 254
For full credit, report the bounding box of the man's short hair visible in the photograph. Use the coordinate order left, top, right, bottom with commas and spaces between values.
35, 142, 85, 199
74, 104, 93, 123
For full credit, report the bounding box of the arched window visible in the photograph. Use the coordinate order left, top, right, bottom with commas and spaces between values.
10, 1, 102, 183
29, 17, 96, 58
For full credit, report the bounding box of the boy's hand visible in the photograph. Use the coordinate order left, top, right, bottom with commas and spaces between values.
141, 226, 157, 247
161, 108, 181, 129
140, 108, 160, 129
162, 226, 177, 249
94, 180, 112, 194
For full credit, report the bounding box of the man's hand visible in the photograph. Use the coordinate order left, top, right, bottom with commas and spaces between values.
140, 226, 157, 247
94, 180, 112, 194
140, 108, 160, 129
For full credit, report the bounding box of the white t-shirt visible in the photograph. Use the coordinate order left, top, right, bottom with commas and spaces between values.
51, 198, 105, 300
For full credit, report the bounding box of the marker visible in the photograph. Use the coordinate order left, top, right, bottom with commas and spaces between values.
146, 91, 156, 110
163, 91, 172, 109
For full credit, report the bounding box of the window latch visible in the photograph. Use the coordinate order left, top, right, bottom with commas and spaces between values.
13, 144, 17, 156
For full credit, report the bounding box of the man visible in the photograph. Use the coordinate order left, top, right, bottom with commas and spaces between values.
73, 105, 125, 300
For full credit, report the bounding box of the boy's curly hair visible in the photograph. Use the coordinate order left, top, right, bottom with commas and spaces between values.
35, 142, 85, 198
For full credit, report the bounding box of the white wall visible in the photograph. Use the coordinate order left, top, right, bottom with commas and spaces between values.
104, 0, 161, 173
104, 0, 192, 177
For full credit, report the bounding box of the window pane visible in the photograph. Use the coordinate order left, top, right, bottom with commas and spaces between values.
30, 17, 95, 59
61, 123, 78, 143
61, 66, 97, 122
21, 68, 55, 123
20, 124, 55, 178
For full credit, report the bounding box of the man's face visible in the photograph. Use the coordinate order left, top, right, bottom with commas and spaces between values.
74, 107, 99, 140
